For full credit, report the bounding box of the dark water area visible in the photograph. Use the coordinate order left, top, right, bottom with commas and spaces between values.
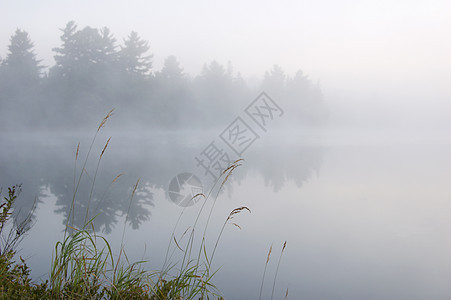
1, 128, 451, 299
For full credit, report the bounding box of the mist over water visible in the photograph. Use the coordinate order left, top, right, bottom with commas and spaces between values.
1, 1, 451, 299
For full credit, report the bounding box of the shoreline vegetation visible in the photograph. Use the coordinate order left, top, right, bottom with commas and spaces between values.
0, 111, 287, 299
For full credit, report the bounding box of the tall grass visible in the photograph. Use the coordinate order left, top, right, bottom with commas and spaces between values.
259, 241, 288, 300
259, 244, 273, 300
49, 109, 152, 299
1, 108, 288, 299
271, 241, 287, 300
50, 109, 253, 299
155, 159, 250, 300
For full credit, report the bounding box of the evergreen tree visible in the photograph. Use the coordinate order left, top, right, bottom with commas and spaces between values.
1, 29, 43, 85
151, 55, 192, 128
156, 55, 184, 81
51, 21, 78, 78
193, 61, 236, 126
49, 21, 119, 127
0, 29, 43, 128
119, 31, 152, 76
51, 22, 117, 78
262, 64, 286, 96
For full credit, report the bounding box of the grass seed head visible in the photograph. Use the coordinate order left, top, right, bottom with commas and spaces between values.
97, 109, 114, 132
100, 137, 112, 158
266, 244, 273, 264
76, 142, 80, 160
112, 173, 124, 183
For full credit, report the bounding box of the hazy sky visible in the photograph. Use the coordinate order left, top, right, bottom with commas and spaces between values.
1, 0, 451, 120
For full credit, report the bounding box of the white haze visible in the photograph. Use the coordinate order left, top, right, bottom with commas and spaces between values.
2, 0, 450, 130
1, 1, 451, 299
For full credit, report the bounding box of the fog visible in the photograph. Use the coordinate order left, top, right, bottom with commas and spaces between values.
2, 0, 450, 131
1, 1, 451, 299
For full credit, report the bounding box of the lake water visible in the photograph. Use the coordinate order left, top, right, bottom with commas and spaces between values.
1, 128, 451, 299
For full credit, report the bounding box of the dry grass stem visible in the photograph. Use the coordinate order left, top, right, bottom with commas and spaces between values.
75, 142, 80, 161
112, 173, 124, 183
97, 109, 114, 132
259, 243, 273, 300
231, 223, 241, 230
131, 179, 140, 198
173, 236, 184, 252
100, 136, 112, 158
227, 206, 251, 221
271, 241, 288, 300
267, 245, 272, 264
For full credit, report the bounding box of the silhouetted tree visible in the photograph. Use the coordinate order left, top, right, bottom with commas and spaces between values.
0, 29, 43, 128
51, 21, 78, 79
260, 65, 326, 127
119, 31, 152, 76
48, 22, 119, 126
51, 22, 117, 80
193, 61, 253, 127
0, 29, 42, 86
157, 55, 184, 82
107, 31, 153, 127
262, 64, 285, 97
150, 55, 195, 128
0, 22, 326, 131
192, 61, 235, 126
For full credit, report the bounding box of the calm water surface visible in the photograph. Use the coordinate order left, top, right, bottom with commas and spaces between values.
1, 129, 451, 299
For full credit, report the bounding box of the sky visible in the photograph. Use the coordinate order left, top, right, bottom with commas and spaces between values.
1, 0, 451, 126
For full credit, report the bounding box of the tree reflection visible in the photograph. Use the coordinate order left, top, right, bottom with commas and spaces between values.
1, 130, 322, 232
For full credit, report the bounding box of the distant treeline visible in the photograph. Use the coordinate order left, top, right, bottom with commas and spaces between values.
0, 21, 326, 130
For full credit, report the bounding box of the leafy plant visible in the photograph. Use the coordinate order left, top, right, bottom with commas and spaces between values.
0, 109, 267, 299
0, 184, 35, 256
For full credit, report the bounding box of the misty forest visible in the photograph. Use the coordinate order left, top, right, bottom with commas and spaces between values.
0, 22, 325, 131
0, 21, 328, 299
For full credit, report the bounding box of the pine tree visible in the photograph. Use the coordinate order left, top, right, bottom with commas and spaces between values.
51, 21, 117, 78
157, 55, 184, 81
0, 29, 43, 128
1, 29, 43, 85
51, 21, 78, 78
119, 31, 152, 76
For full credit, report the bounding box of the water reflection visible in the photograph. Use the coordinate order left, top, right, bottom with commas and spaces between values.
0, 130, 322, 233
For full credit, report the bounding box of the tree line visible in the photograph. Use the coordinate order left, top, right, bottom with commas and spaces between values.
0, 21, 326, 131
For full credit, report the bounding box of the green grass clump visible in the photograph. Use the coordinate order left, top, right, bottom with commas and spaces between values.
49, 225, 150, 299
0, 109, 287, 299
0, 185, 50, 299
0, 110, 239, 299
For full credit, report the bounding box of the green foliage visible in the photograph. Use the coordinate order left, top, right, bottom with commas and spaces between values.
0, 186, 225, 299
0, 112, 254, 299
0, 183, 152, 299
49, 226, 149, 299
0, 251, 50, 299
0, 185, 35, 257
0, 185, 50, 299
0, 186, 16, 234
